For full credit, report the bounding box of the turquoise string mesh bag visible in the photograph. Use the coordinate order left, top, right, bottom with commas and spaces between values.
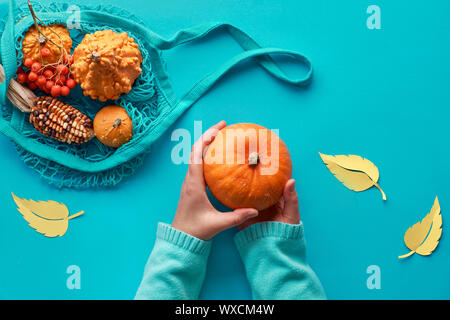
0, 0, 313, 188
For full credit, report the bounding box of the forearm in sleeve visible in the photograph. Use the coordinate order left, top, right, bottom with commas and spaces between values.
135, 223, 211, 300
234, 221, 326, 300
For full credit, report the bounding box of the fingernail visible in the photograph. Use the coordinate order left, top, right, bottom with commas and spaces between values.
289, 180, 296, 192
248, 209, 259, 217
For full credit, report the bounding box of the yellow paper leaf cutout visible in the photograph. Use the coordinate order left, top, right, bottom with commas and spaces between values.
11, 193, 84, 238
403, 200, 437, 251
17, 198, 69, 220
399, 197, 442, 259
319, 154, 379, 182
319, 153, 386, 200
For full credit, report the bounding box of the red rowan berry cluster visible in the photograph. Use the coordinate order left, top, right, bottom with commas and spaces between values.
16, 53, 76, 98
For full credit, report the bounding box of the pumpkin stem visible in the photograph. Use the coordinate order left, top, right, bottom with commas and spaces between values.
105, 118, 122, 137
113, 118, 122, 128
248, 152, 259, 165
38, 35, 46, 45
91, 51, 101, 62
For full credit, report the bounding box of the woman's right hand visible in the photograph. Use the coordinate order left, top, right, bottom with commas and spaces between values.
237, 179, 300, 231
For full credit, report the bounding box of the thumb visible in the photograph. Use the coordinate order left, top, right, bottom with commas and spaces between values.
215, 208, 259, 231
283, 179, 300, 221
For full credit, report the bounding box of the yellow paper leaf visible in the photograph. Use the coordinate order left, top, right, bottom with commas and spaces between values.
319, 153, 386, 200
399, 197, 442, 259
11, 193, 84, 238
17, 198, 69, 220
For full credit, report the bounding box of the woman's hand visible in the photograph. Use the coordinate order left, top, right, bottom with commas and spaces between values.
172, 120, 259, 240
238, 179, 300, 231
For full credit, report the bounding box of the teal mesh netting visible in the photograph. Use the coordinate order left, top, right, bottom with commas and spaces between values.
0, 1, 164, 188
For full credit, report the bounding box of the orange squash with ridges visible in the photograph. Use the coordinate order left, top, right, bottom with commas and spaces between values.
72, 30, 142, 101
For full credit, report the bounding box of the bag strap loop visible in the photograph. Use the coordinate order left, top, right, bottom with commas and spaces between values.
174, 47, 311, 116
152, 23, 312, 117
151, 22, 313, 134
154, 23, 312, 85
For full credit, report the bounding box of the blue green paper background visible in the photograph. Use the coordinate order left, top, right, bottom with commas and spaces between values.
0, 0, 449, 299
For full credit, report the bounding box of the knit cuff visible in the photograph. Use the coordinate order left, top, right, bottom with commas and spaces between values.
234, 221, 304, 249
156, 223, 212, 255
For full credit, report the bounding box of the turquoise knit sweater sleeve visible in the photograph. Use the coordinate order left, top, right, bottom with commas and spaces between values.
135, 223, 211, 300
135, 221, 325, 300
234, 221, 326, 300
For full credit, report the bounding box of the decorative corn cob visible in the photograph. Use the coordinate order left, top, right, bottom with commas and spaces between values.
29, 96, 94, 144
0, 64, 94, 144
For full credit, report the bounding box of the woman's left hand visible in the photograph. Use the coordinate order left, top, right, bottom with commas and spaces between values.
172, 120, 259, 240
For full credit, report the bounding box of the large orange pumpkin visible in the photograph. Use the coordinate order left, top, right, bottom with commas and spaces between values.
203, 123, 292, 211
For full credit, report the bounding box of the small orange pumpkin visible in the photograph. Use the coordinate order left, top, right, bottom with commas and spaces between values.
203, 123, 292, 211
72, 30, 142, 101
21, 24, 72, 65
93, 105, 133, 148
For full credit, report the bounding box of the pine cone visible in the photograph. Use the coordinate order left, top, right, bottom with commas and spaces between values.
29, 96, 94, 144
